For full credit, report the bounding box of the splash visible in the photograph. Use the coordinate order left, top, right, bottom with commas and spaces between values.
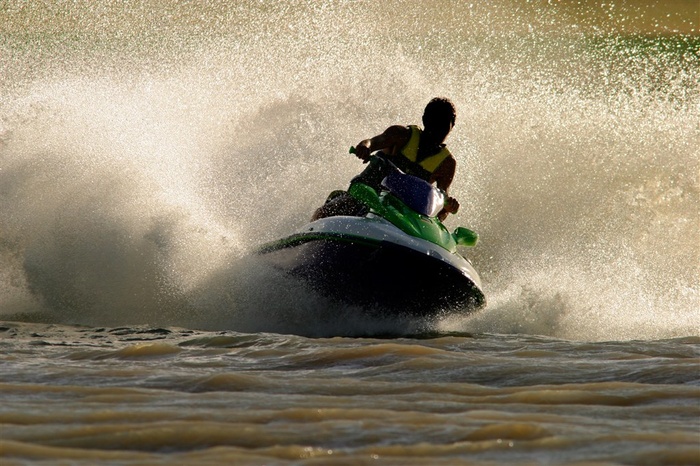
1, 1, 698, 340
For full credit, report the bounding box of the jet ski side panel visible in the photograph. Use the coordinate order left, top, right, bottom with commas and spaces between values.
258, 229, 485, 317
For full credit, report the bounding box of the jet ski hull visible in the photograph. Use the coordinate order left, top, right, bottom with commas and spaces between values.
256, 216, 485, 317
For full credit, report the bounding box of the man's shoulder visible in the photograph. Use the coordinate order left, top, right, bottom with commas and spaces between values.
382, 125, 412, 145
385, 124, 412, 136
437, 143, 454, 158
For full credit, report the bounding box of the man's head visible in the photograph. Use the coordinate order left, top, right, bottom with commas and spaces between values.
422, 97, 456, 142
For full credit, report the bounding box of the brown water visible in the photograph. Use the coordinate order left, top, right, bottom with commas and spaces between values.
1, 1, 699, 464
1, 322, 698, 465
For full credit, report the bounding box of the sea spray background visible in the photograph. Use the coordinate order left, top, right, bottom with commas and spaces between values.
1, 1, 698, 339
1, 2, 699, 464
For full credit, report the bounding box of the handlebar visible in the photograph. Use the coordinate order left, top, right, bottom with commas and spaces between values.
350, 146, 460, 217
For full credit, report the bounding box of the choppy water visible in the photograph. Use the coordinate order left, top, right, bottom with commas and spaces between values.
1, 322, 699, 465
1, 1, 699, 464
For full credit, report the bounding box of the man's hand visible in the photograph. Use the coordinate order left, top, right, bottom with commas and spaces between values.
353, 142, 371, 163
437, 197, 459, 221
444, 196, 460, 214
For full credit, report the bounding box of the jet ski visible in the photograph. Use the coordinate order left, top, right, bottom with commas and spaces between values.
255, 151, 486, 318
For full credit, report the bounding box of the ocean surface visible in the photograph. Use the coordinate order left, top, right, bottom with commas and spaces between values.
1, 1, 699, 464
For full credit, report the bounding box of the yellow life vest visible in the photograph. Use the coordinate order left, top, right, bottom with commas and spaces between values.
399, 125, 452, 176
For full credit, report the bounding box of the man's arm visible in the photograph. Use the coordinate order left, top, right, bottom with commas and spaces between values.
431, 156, 460, 220
429, 155, 455, 192
353, 125, 411, 162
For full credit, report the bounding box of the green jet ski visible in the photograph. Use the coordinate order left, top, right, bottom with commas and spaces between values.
255, 150, 486, 318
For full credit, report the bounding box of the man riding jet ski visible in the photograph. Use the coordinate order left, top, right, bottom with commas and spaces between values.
257, 98, 485, 317
312, 97, 460, 222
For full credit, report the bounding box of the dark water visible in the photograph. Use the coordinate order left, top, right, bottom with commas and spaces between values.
1, 1, 699, 464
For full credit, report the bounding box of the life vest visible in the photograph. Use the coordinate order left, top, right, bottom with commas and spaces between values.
394, 125, 451, 181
